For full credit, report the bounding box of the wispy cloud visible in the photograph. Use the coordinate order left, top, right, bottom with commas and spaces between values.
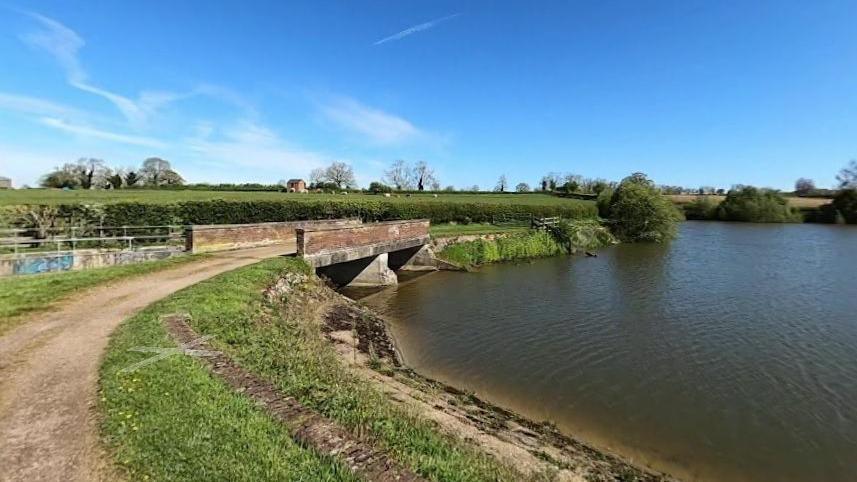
373, 13, 461, 45
184, 120, 325, 173
0, 92, 86, 119
39, 117, 167, 148
20, 12, 181, 127
319, 96, 421, 144
6, 11, 385, 186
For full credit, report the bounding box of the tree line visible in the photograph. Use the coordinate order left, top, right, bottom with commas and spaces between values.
40, 157, 184, 189
35, 155, 857, 205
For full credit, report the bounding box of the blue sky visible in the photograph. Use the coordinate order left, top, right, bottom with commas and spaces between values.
0, 0, 855, 190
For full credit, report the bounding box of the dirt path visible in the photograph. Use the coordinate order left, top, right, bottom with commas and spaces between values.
0, 246, 291, 482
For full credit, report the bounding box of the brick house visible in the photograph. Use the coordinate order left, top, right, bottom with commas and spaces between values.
286, 179, 307, 192
0, 176, 11, 189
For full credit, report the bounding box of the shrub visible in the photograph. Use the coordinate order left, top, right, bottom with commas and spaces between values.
683, 196, 718, 220
368, 182, 393, 194
832, 189, 857, 224
550, 219, 617, 251
716, 186, 803, 223
606, 173, 682, 242
596, 188, 613, 218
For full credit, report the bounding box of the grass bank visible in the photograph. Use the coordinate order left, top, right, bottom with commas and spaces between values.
0, 254, 203, 334
437, 220, 616, 268
437, 231, 565, 268
99, 257, 520, 481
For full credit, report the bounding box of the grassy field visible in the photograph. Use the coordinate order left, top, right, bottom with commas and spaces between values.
666, 194, 831, 208
0, 188, 588, 207
100, 257, 519, 481
0, 254, 204, 334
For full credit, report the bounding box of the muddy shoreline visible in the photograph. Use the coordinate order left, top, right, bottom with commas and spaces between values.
322, 285, 676, 482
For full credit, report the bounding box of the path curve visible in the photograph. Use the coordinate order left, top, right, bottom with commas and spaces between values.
0, 246, 291, 482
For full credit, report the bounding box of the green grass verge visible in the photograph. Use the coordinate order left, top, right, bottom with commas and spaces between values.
0, 254, 204, 335
438, 230, 566, 268
100, 257, 520, 481
429, 223, 530, 237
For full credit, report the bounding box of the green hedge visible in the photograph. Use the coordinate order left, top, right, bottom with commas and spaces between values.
4, 199, 597, 228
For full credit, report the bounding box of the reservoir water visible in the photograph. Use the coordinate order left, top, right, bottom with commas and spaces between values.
360, 222, 857, 481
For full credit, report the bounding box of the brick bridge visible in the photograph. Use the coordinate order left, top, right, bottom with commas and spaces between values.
297, 219, 434, 286
186, 219, 436, 287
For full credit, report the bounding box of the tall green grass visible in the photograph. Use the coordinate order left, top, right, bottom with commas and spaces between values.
438, 221, 616, 268
438, 231, 565, 268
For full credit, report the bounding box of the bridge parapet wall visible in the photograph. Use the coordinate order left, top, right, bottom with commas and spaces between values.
297, 220, 430, 267
187, 219, 361, 253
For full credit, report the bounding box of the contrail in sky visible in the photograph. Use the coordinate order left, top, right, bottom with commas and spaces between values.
373, 13, 462, 45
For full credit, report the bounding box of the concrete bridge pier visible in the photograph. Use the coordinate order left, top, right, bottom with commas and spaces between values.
298, 220, 432, 288
317, 253, 398, 287
388, 244, 437, 272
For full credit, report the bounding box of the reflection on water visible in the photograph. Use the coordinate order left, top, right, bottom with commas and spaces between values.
361, 223, 857, 481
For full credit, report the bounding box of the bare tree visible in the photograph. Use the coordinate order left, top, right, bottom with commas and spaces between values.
74, 158, 107, 189
563, 173, 582, 192
412, 161, 438, 191
324, 161, 357, 189
468, 185, 480, 192
140, 157, 171, 185
837, 160, 857, 189
516, 182, 530, 192
795, 178, 815, 195
160, 169, 185, 185
384, 160, 414, 190
309, 167, 325, 186
495, 175, 508, 192
139, 158, 184, 186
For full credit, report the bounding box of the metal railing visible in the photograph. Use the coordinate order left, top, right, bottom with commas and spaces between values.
531, 216, 560, 229
0, 225, 186, 256
489, 212, 536, 226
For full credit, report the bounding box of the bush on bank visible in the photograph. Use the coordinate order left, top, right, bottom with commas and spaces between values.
438, 231, 566, 267
832, 189, 857, 224
682, 196, 719, 220
2, 198, 597, 229
716, 186, 803, 223
550, 219, 617, 252
605, 173, 682, 242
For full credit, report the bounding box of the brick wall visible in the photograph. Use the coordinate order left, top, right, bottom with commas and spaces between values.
186, 219, 361, 253
297, 220, 430, 256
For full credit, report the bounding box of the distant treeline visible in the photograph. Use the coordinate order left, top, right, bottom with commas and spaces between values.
133, 183, 283, 192
682, 186, 857, 224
